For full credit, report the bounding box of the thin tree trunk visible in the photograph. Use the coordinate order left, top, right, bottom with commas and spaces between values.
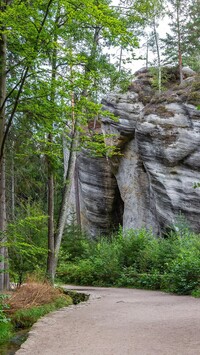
0, 158, 8, 290
119, 47, 123, 73
54, 135, 77, 267
46, 134, 55, 282
11, 143, 15, 220
74, 157, 81, 228
146, 36, 149, 69
63, 135, 70, 182
0, 20, 9, 290
46, 5, 60, 282
177, 5, 183, 83
153, 17, 161, 94
54, 84, 78, 273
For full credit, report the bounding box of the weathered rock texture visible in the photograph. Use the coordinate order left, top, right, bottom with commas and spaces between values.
78, 68, 200, 236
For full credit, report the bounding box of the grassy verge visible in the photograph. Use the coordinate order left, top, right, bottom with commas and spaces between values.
12, 295, 72, 329
0, 322, 13, 345
0, 281, 73, 346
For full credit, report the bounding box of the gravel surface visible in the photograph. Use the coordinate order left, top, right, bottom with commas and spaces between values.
16, 286, 200, 355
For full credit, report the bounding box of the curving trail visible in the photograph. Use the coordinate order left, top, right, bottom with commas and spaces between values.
16, 286, 200, 355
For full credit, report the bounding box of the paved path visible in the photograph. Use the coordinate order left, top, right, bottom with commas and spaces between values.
17, 286, 200, 355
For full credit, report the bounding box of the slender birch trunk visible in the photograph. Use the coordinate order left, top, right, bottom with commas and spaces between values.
54, 133, 77, 270
146, 36, 149, 69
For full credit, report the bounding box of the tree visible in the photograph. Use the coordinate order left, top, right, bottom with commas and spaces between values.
0, 0, 55, 290
0, 0, 157, 288
146, 0, 165, 93
184, 0, 200, 72
44, 0, 141, 283
161, 0, 192, 82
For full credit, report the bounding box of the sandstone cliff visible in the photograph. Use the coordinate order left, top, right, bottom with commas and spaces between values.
77, 68, 200, 236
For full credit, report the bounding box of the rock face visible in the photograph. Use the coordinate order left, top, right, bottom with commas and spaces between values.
78, 151, 124, 236
78, 68, 200, 235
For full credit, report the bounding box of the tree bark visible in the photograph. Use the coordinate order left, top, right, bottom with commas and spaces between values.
46, 134, 55, 283
176, 4, 183, 84
11, 143, 15, 220
0, 158, 8, 290
54, 135, 77, 270
74, 157, 81, 228
46, 6, 59, 283
0, 18, 9, 290
153, 17, 161, 94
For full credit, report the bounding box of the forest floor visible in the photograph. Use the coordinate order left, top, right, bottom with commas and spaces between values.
16, 286, 200, 355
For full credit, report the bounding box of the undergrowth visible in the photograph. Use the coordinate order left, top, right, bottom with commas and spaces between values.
12, 296, 72, 328
57, 227, 200, 296
0, 281, 73, 345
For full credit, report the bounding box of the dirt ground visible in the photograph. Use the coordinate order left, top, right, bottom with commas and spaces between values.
16, 286, 200, 355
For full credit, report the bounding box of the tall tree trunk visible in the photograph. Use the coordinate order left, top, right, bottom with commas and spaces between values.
63, 135, 70, 182
74, 157, 81, 228
53, 66, 78, 275
11, 143, 15, 220
119, 47, 123, 73
177, 4, 183, 83
146, 36, 149, 69
0, 21, 9, 290
54, 134, 77, 272
46, 6, 59, 283
153, 17, 161, 94
0, 158, 8, 290
46, 133, 55, 282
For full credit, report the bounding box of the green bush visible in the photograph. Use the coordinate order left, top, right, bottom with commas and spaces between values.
57, 227, 200, 296
119, 228, 152, 269
117, 266, 140, 287
58, 260, 95, 285
162, 254, 200, 295
192, 288, 200, 297
60, 225, 91, 262
0, 294, 13, 345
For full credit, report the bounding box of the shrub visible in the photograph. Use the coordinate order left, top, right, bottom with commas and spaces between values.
119, 228, 152, 269
57, 227, 200, 296
162, 254, 200, 295
57, 260, 95, 285
0, 294, 13, 345
117, 266, 140, 287
192, 288, 200, 298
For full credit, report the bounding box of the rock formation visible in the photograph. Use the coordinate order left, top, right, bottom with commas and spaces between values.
77, 68, 200, 236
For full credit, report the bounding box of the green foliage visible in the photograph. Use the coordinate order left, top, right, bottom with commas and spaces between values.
1, 0, 150, 287
192, 288, 200, 298
59, 223, 91, 263
7, 203, 48, 285
0, 322, 13, 345
0, 294, 10, 324
57, 226, 200, 295
12, 296, 72, 329
0, 295, 12, 345
149, 67, 171, 92
160, 0, 200, 72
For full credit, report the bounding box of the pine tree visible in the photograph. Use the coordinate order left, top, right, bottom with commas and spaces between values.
184, 0, 200, 71
161, 0, 200, 78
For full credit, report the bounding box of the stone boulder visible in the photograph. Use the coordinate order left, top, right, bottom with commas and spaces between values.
78, 68, 200, 235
